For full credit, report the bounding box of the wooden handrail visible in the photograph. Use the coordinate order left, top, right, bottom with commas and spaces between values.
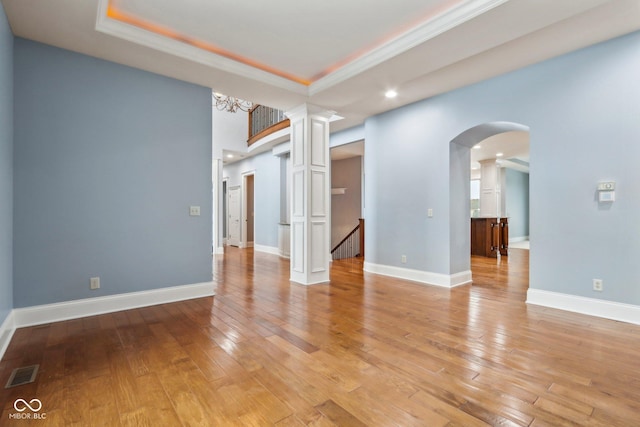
248, 104, 288, 146
331, 218, 364, 259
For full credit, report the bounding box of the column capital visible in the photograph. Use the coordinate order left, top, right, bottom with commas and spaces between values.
285, 103, 336, 122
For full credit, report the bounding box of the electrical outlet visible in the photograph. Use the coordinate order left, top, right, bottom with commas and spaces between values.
427, 208, 433, 218
401, 255, 407, 264
90, 277, 100, 290
593, 278, 603, 292
189, 206, 201, 216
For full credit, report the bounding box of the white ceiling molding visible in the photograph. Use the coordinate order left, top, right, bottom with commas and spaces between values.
94, 0, 307, 95
308, 0, 511, 95
95, 0, 509, 98
5, 0, 638, 133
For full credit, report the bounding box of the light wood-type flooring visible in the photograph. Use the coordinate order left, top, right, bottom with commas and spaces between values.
1, 248, 640, 426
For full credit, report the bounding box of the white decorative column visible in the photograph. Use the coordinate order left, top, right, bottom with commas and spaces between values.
212, 158, 224, 255
479, 159, 505, 217
286, 104, 334, 285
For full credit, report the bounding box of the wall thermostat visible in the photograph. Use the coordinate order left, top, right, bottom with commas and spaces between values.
599, 191, 615, 202
597, 181, 615, 202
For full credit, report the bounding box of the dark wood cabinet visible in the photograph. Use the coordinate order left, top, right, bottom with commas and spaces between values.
471, 217, 508, 257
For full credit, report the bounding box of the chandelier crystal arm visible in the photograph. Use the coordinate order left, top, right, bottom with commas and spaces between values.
212, 92, 252, 113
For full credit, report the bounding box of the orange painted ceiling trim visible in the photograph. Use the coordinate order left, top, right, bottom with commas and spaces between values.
106, 3, 313, 86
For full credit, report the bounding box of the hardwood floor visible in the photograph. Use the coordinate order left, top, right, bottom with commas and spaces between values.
1, 248, 640, 426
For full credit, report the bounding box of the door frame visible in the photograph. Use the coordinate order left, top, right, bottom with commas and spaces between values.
222, 177, 228, 245
227, 185, 241, 247
241, 171, 255, 249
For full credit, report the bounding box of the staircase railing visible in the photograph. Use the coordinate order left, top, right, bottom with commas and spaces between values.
331, 219, 364, 260
248, 104, 289, 146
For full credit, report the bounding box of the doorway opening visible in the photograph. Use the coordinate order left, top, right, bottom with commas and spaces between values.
242, 172, 255, 248
227, 185, 241, 247
449, 121, 530, 290
330, 140, 364, 262
222, 178, 228, 245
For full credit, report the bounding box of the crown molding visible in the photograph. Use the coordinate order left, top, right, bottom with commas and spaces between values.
95, 0, 307, 95
95, 0, 509, 98
309, 0, 510, 95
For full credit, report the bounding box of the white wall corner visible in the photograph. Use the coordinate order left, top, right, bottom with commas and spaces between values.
0, 311, 16, 361
363, 262, 472, 288
12, 281, 216, 329
527, 289, 640, 326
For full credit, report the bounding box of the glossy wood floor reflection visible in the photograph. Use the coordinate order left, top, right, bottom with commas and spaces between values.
2, 248, 640, 426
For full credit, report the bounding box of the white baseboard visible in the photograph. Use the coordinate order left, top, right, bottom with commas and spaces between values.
12, 281, 215, 329
509, 236, 529, 243
527, 289, 640, 325
363, 262, 472, 288
0, 311, 16, 361
215, 246, 225, 255
254, 245, 280, 256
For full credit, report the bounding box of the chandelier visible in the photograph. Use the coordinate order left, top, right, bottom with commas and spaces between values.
212, 92, 252, 113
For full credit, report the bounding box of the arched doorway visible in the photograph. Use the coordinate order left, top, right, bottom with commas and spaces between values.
449, 121, 530, 286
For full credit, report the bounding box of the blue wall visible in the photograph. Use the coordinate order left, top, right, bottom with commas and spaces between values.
331, 156, 362, 247
0, 3, 13, 324
13, 39, 213, 307
506, 169, 529, 239
365, 31, 640, 304
330, 125, 364, 148
223, 150, 280, 249
365, 101, 452, 274
253, 152, 280, 249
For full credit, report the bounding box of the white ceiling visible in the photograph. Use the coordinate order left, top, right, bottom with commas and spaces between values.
3, 0, 640, 132
471, 131, 529, 171
109, 0, 458, 83
331, 141, 365, 161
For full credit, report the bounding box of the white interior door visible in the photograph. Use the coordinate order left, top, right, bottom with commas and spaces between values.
228, 187, 241, 247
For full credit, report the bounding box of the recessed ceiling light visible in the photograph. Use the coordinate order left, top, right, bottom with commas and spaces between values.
473, 145, 481, 149
496, 152, 504, 157
385, 90, 398, 98
226, 154, 234, 158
